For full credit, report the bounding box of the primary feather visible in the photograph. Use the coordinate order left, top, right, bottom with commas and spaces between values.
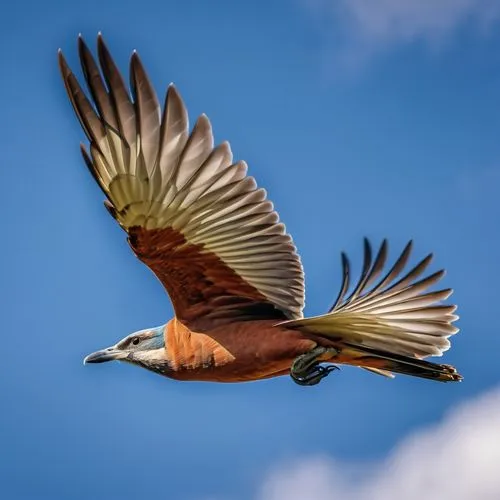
59, 34, 304, 322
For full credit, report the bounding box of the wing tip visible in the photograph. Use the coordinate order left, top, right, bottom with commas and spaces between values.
130, 49, 140, 66
77, 33, 89, 52
96, 32, 112, 63
58, 49, 70, 75
166, 83, 182, 103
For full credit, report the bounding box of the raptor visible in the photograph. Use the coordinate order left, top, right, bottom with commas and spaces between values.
59, 34, 462, 387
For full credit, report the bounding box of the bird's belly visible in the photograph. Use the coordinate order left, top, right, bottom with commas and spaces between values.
165, 357, 295, 382
163, 319, 316, 382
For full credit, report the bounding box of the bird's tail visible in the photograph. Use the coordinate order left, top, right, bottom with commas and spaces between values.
280, 239, 462, 382
329, 345, 462, 382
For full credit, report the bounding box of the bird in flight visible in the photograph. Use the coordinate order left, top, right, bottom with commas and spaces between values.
58, 34, 462, 386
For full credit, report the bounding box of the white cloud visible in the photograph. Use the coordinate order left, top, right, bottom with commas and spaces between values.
304, 0, 500, 69
258, 386, 500, 500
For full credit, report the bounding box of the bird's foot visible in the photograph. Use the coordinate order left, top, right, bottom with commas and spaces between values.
291, 364, 339, 386
290, 347, 339, 386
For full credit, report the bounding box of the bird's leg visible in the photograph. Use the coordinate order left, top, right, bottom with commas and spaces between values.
290, 347, 339, 386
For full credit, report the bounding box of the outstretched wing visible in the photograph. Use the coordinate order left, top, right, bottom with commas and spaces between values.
59, 35, 304, 324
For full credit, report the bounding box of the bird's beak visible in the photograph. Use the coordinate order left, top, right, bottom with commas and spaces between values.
83, 346, 127, 364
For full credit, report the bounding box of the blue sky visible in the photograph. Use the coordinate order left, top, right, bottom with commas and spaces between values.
1, 0, 500, 499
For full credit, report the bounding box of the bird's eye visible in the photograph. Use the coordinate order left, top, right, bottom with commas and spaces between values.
132, 337, 140, 346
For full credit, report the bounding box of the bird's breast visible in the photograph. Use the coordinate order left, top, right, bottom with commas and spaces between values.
164, 318, 236, 372
162, 318, 315, 382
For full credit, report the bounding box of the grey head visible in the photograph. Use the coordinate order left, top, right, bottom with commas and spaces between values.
84, 325, 167, 370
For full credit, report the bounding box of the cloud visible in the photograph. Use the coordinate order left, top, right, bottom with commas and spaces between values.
304, 0, 500, 70
258, 385, 500, 500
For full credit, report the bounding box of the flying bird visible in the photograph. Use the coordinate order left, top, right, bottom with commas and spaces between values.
58, 34, 462, 386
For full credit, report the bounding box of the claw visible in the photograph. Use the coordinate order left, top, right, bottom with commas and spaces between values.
290, 347, 339, 387
291, 365, 339, 386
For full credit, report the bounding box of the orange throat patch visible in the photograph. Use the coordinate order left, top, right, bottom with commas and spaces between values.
164, 318, 236, 372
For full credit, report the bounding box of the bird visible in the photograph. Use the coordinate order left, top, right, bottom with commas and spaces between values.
58, 34, 462, 387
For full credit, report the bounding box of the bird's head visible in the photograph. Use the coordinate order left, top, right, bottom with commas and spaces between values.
83, 325, 166, 367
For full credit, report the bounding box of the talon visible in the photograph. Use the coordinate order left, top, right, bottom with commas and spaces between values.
290, 364, 339, 386
290, 347, 340, 387
324, 365, 339, 374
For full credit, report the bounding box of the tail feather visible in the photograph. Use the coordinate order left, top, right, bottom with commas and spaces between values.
338, 345, 462, 382
279, 239, 462, 381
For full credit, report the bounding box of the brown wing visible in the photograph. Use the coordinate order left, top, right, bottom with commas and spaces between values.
59, 34, 305, 323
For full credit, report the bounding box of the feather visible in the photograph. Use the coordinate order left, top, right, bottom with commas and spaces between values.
280, 239, 459, 366
59, 35, 305, 322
